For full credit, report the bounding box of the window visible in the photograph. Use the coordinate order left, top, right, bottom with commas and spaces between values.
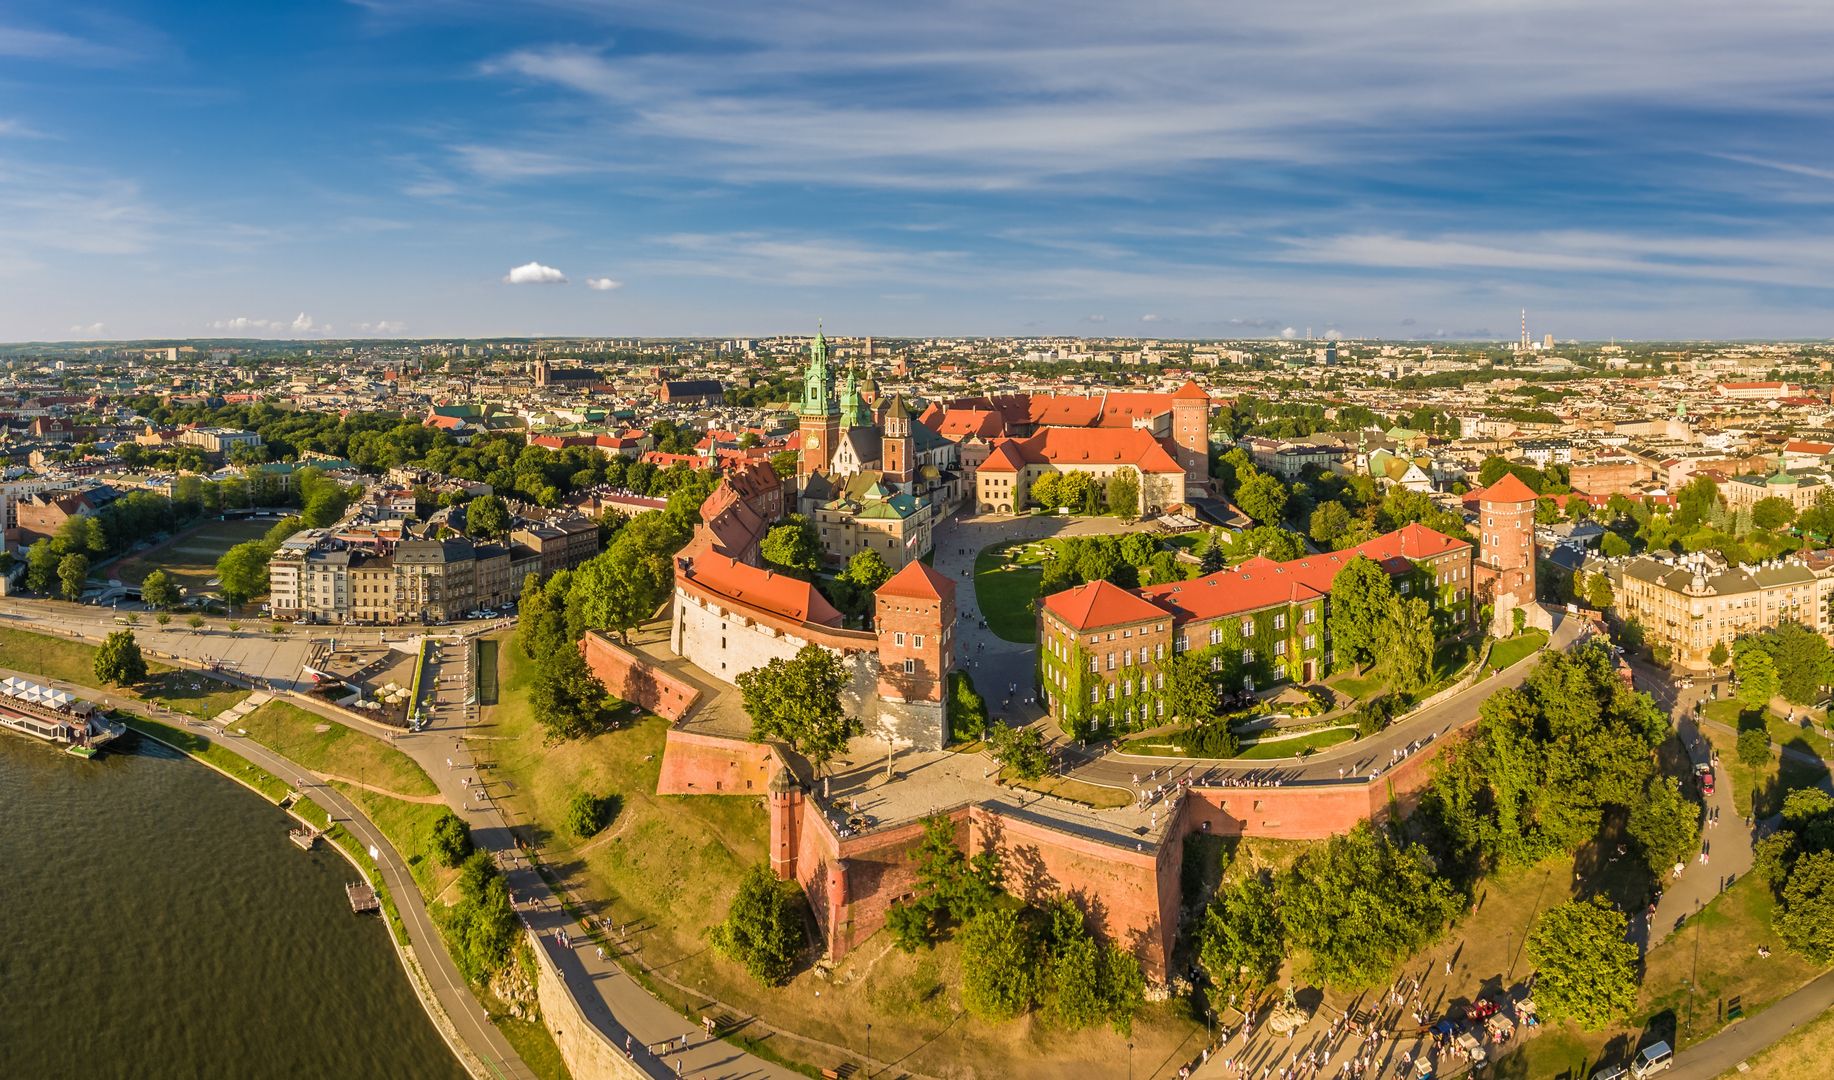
1304, 607, 1317, 624
1240, 617, 1254, 637
1178, 634, 1189, 652
914, 635, 924, 648
1273, 613, 1286, 631
903, 658, 915, 674
1107, 652, 1117, 671
1243, 648, 1255, 665
1090, 656, 1099, 673
1155, 643, 1164, 660
1304, 634, 1317, 650
1155, 672, 1164, 689
1124, 648, 1134, 667
1274, 640, 1287, 657
1091, 687, 1100, 704
1209, 627, 1222, 646
1399, 581, 1411, 595
894, 631, 905, 646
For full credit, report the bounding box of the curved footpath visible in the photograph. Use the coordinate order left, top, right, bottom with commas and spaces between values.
0, 664, 538, 1080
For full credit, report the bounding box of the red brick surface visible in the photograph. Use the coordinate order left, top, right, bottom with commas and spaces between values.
579, 632, 702, 722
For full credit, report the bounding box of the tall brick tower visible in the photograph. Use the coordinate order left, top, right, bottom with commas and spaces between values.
1169, 380, 1211, 492
874, 560, 956, 748
1476, 472, 1538, 634
882, 395, 914, 489
767, 766, 803, 881
798, 328, 840, 477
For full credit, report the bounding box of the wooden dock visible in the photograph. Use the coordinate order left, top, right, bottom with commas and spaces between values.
345, 881, 380, 914
288, 825, 320, 850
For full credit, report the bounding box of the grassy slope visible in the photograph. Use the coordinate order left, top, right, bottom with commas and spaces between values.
243, 698, 439, 796
1485, 627, 1549, 672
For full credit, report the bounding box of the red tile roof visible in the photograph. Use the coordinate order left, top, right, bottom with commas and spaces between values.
1171, 380, 1209, 401
876, 561, 956, 603
1042, 579, 1169, 631
1476, 472, 1539, 504
979, 428, 1183, 475
684, 552, 843, 627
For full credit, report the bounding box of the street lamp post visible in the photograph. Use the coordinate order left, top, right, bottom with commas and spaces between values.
1129, 1041, 1134, 1080
866, 1022, 872, 1079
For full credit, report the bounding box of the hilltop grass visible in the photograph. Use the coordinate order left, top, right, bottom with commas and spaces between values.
241, 698, 439, 797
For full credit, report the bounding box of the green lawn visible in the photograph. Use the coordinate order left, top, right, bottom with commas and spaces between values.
0, 624, 250, 719
1324, 666, 1386, 702
1702, 701, 1832, 817
1234, 727, 1357, 759
1484, 627, 1549, 672
973, 541, 1046, 643
107, 515, 278, 595
333, 783, 460, 897
242, 699, 439, 797
1122, 725, 1356, 759
1001, 765, 1132, 808
141, 669, 252, 720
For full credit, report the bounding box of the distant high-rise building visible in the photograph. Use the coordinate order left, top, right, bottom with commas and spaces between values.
1543, 333, 1554, 349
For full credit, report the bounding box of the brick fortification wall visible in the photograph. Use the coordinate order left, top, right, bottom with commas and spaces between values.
657, 725, 1460, 983
578, 631, 701, 722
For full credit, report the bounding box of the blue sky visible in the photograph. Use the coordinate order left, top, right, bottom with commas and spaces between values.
4, 1, 1834, 342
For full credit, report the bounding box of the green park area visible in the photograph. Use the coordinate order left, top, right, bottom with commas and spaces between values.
1123, 725, 1356, 760
239, 699, 439, 797
107, 515, 277, 595
1702, 699, 1832, 818
973, 539, 1047, 642
0, 625, 249, 719
1485, 626, 1549, 672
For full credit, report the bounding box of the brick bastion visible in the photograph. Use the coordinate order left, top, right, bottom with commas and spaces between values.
654, 722, 1457, 982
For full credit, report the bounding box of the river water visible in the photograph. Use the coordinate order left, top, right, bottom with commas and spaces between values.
0, 731, 466, 1080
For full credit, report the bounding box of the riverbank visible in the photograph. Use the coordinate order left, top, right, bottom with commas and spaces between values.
117, 714, 497, 1077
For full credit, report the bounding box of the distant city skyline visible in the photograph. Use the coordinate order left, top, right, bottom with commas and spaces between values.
4, 1, 1834, 341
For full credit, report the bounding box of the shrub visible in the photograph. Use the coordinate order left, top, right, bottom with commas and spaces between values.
565, 790, 620, 840
430, 810, 474, 867
710, 864, 806, 986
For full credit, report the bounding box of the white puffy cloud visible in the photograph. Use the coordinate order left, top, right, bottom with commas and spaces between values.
1140, 313, 1161, 322
503, 261, 567, 284
357, 320, 408, 335
290, 312, 317, 333
1280, 326, 1298, 339
585, 277, 622, 291
207, 313, 330, 337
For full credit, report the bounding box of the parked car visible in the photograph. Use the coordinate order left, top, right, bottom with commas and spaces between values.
1695, 763, 1715, 796
1632, 1040, 1674, 1077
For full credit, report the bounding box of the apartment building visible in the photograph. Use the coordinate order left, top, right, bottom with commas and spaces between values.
1616, 552, 1833, 669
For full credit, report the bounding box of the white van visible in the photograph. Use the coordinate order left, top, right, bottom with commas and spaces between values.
1631, 1041, 1673, 1077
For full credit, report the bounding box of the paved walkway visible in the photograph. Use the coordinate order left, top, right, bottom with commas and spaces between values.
2, 665, 536, 1080
1666, 967, 1834, 1078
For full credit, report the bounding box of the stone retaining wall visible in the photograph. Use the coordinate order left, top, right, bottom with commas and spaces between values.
528, 930, 647, 1080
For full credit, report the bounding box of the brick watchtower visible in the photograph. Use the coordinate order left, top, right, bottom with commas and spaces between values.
768, 765, 803, 881
798, 328, 840, 478
873, 561, 956, 748
1169, 380, 1211, 493
1475, 472, 1538, 634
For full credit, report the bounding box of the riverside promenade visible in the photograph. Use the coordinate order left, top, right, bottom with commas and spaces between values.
0, 664, 538, 1080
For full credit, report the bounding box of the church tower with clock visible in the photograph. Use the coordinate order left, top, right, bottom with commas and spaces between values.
797, 327, 841, 477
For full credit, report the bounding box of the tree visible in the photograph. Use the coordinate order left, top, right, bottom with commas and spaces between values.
1163, 651, 1220, 727
1278, 822, 1461, 988
1775, 851, 1834, 964
959, 905, 1038, 1021
1583, 572, 1614, 611
737, 645, 856, 770
1737, 726, 1772, 767
1309, 501, 1353, 547
1627, 775, 1701, 878
465, 494, 511, 539
57, 552, 90, 601
1675, 475, 1721, 528
1198, 876, 1284, 995
1236, 471, 1289, 524
1708, 640, 1730, 669
1524, 898, 1639, 1029
842, 549, 893, 594
187, 613, 205, 630
25, 542, 60, 593
989, 722, 1051, 780
448, 851, 518, 982
949, 671, 991, 742
710, 864, 806, 986
768, 449, 800, 479
1601, 532, 1632, 558
430, 810, 474, 867
1380, 595, 1437, 695
1199, 540, 1226, 576
1752, 496, 1797, 532
93, 629, 147, 686
886, 814, 1004, 950
528, 645, 617, 742
1105, 468, 1141, 518
1763, 623, 1834, 705
760, 516, 821, 577
140, 568, 180, 610
1329, 556, 1397, 673
565, 791, 618, 839
1735, 647, 1780, 713
215, 540, 273, 611
1227, 525, 1306, 563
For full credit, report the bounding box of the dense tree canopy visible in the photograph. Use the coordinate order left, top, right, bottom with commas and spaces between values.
710, 864, 807, 986
1525, 898, 1639, 1029
737, 644, 856, 769
1278, 823, 1462, 988
93, 629, 147, 686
